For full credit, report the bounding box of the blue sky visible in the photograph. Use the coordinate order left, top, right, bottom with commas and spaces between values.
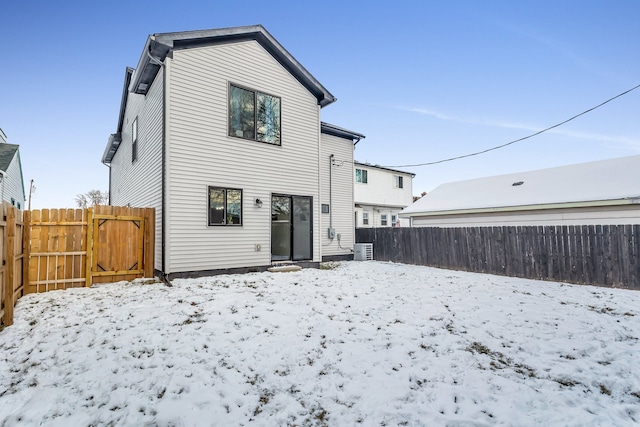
2, 0, 638, 208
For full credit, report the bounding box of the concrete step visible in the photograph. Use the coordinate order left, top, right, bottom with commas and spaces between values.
268, 265, 302, 273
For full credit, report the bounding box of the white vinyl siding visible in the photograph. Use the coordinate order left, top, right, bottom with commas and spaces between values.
409, 205, 640, 227
165, 40, 321, 273
109, 67, 164, 270
3, 152, 26, 207
320, 133, 355, 258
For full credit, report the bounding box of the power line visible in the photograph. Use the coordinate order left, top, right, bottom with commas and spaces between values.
383, 83, 640, 168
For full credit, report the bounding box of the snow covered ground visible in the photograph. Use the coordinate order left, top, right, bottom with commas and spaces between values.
1, 261, 639, 426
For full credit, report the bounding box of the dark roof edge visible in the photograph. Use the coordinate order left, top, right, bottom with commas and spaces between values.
16, 150, 25, 202
118, 68, 135, 132
321, 122, 365, 142
131, 25, 336, 107
102, 68, 133, 164
354, 160, 416, 177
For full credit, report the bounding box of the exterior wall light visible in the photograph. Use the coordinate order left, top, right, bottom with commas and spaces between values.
255, 198, 263, 207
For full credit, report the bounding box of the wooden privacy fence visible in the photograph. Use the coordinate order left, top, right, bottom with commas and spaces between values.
2, 205, 155, 327
356, 225, 640, 290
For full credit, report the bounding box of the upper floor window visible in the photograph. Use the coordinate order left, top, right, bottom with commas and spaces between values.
394, 175, 403, 188
355, 168, 368, 183
132, 117, 138, 163
208, 186, 243, 226
229, 84, 281, 145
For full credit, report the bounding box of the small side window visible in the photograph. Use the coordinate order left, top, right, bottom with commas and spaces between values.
132, 117, 138, 163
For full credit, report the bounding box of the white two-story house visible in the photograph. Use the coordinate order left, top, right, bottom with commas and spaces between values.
354, 161, 415, 228
102, 25, 364, 278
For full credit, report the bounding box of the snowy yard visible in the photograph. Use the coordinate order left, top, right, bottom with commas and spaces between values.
1, 261, 639, 426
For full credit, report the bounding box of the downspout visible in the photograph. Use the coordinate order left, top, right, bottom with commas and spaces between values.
107, 164, 111, 205
329, 154, 334, 234
147, 47, 171, 285
161, 57, 167, 282
0, 170, 5, 204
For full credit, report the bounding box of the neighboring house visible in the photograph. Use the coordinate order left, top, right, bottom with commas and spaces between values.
354, 161, 415, 228
102, 25, 364, 278
0, 128, 26, 209
401, 155, 640, 227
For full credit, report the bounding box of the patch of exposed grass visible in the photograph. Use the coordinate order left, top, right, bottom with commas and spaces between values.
319, 262, 340, 270
467, 341, 536, 378
554, 378, 580, 388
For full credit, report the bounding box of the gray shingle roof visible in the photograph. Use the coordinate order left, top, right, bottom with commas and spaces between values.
0, 143, 19, 172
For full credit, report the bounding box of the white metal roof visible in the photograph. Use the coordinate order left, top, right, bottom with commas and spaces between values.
402, 155, 640, 215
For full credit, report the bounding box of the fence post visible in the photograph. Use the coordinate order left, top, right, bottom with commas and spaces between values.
85, 207, 94, 287
144, 208, 155, 278
4, 206, 16, 327
22, 209, 31, 295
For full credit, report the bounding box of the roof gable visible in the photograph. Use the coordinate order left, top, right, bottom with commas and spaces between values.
403, 155, 640, 215
131, 25, 336, 107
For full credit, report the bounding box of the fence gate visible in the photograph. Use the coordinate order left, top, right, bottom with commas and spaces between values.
88, 208, 147, 285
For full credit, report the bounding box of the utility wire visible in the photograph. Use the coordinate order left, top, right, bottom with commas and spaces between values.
383, 83, 640, 168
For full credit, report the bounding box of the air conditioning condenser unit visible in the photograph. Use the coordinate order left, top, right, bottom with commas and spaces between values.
354, 243, 373, 261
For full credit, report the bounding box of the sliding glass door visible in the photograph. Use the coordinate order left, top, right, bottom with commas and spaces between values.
271, 195, 312, 261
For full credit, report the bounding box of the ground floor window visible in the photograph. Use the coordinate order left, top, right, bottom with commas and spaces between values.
381, 214, 388, 226
362, 212, 369, 225
208, 187, 242, 225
